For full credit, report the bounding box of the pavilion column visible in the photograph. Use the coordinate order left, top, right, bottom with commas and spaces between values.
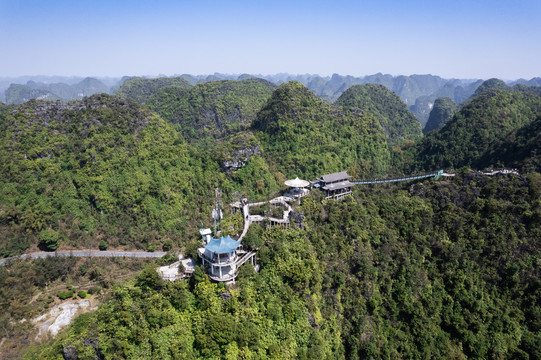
219, 266, 222, 278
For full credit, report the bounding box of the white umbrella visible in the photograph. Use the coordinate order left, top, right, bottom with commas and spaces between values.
284, 177, 310, 188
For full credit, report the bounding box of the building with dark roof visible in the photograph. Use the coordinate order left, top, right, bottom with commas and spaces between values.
313, 171, 354, 200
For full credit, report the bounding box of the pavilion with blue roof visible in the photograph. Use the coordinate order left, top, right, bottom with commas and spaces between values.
198, 234, 253, 282
204, 235, 241, 255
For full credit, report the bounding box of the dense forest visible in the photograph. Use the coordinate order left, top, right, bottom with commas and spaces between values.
0, 76, 540, 359
27, 172, 541, 359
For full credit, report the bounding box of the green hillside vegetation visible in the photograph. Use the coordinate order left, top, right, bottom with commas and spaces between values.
0, 101, 7, 115
423, 97, 458, 134
147, 79, 276, 141
413, 89, 541, 171
478, 115, 541, 172
116, 77, 193, 104
0, 95, 228, 254
335, 84, 422, 143
252, 81, 392, 179
29, 172, 541, 359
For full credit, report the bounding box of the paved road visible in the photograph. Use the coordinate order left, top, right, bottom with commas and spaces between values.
0, 250, 167, 266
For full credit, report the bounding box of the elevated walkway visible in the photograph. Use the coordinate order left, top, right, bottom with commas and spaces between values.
354, 170, 443, 185
238, 196, 293, 241
352, 168, 519, 184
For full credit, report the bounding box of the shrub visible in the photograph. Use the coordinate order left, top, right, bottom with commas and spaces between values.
57, 289, 74, 300
77, 290, 88, 298
162, 239, 174, 251
157, 251, 178, 266
98, 240, 108, 251
178, 261, 185, 274
184, 241, 201, 260
39, 229, 59, 251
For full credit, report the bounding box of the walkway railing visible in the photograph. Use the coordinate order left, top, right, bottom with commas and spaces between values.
236, 251, 256, 267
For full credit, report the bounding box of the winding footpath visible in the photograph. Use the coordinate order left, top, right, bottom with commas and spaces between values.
0, 250, 166, 266
238, 196, 294, 242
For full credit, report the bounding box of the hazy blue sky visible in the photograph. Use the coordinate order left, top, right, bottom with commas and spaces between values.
0, 0, 539, 79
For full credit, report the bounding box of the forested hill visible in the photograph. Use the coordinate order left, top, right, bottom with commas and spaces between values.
335, 84, 422, 143
252, 81, 392, 179
147, 79, 276, 141
116, 76, 193, 104
0, 94, 226, 254
411, 89, 541, 171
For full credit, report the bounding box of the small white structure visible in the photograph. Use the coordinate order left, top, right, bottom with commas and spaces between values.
284, 177, 310, 200
157, 255, 196, 281
199, 228, 212, 244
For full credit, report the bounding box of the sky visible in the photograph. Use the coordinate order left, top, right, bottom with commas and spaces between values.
0, 0, 540, 80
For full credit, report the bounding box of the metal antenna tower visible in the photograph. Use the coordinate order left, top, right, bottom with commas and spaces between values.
212, 188, 223, 235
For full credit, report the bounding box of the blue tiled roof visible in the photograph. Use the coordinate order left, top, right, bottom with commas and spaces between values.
204, 235, 241, 254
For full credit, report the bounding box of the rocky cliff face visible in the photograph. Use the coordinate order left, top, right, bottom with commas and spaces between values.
409, 96, 433, 128
221, 144, 261, 171
423, 97, 458, 134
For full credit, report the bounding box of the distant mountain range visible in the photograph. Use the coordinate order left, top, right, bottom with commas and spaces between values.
3, 77, 111, 104
2, 73, 540, 127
